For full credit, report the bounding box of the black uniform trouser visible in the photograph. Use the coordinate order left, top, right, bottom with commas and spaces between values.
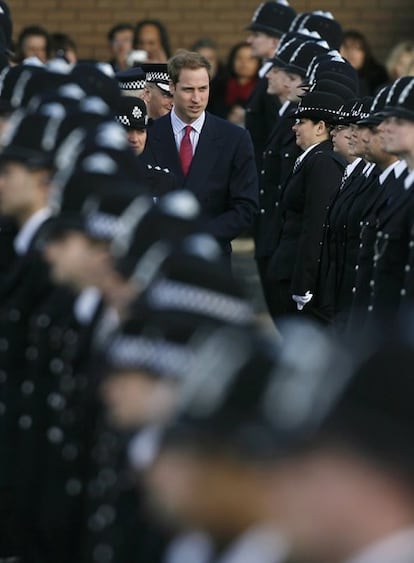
256, 256, 277, 314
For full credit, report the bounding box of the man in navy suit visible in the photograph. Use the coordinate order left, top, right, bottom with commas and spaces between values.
142, 50, 259, 256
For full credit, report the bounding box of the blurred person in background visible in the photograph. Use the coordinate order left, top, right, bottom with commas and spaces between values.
49, 32, 77, 64
225, 41, 259, 126
107, 22, 134, 72
386, 40, 414, 81
340, 30, 388, 95
192, 37, 228, 117
134, 19, 171, 63
16, 25, 50, 63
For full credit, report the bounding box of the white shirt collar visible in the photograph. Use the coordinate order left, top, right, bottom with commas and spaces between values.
395, 159, 408, 179
279, 100, 291, 116
363, 163, 376, 178
73, 287, 102, 325
404, 169, 414, 191
217, 526, 290, 563
297, 143, 319, 165
344, 527, 414, 563
259, 61, 273, 78
379, 160, 400, 185
163, 527, 289, 563
346, 157, 363, 176
170, 107, 206, 136
14, 207, 52, 255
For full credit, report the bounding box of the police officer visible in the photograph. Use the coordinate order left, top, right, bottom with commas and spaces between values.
244, 0, 296, 170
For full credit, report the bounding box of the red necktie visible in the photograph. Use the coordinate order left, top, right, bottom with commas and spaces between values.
179, 125, 193, 176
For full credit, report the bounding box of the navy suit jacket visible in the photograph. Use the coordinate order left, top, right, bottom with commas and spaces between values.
142, 111, 259, 254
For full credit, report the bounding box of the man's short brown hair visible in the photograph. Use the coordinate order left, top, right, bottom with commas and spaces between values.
168, 50, 212, 85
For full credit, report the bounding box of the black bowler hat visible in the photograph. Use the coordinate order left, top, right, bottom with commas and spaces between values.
141, 63, 171, 94
383, 77, 414, 122
105, 313, 196, 381
71, 62, 121, 110
311, 79, 357, 104
159, 319, 350, 460
106, 235, 252, 379
13, 66, 70, 109
294, 90, 345, 123
116, 67, 146, 92
290, 11, 343, 50
0, 63, 44, 108
317, 71, 359, 95
48, 181, 142, 243
115, 96, 150, 130
306, 54, 359, 92
0, 104, 67, 168
284, 40, 329, 78
357, 85, 391, 126
0, 1, 12, 51
112, 190, 203, 285
245, 1, 296, 38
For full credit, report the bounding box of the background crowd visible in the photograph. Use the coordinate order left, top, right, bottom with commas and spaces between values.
0, 1, 414, 563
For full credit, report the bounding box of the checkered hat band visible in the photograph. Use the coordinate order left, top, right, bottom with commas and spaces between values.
115, 115, 131, 127
85, 211, 119, 240
146, 71, 169, 84
118, 79, 146, 90
108, 335, 193, 378
147, 279, 253, 325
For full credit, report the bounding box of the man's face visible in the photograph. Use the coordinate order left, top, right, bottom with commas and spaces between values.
246, 31, 279, 59
110, 29, 134, 61
22, 34, 48, 62
348, 124, 368, 158
170, 67, 210, 123
0, 162, 48, 224
286, 73, 307, 102
126, 128, 147, 155
143, 84, 173, 119
44, 231, 109, 291
331, 125, 353, 159
101, 371, 178, 429
362, 125, 387, 163
380, 116, 414, 157
266, 66, 290, 98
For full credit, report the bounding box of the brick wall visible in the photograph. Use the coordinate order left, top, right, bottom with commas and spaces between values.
8, 0, 414, 65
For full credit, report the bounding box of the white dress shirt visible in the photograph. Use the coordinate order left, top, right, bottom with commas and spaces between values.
170, 108, 206, 154
295, 143, 319, 166
14, 207, 52, 256
344, 528, 414, 563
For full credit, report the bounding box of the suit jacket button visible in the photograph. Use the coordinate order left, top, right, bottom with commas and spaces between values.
275, 202, 279, 207
261, 169, 265, 175
355, 265, 359, 271
19, 415, 32, 430
0, 338, 8, 352
260, 189, 264, 195
21, 380, 35, 395
401, 288, 407, 296
368, 305, 373, 312
8, 309, 21, 322
405, 264, 411, 272
260, 209, 265, 214
66, 478, 82, 496
47, 426, 64, 444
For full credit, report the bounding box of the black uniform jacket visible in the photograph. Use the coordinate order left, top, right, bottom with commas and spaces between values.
268, 140, 345, 296
254, 103, 299, 259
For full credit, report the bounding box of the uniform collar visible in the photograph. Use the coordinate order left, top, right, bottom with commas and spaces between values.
14, 207, 52, 255
395, 160, 408, 179
296, 143, 320, 165
73, 287, 102, 325
279, 100, 291, 116
344, 527, 414, 563
216, 525, 290, 563
379, 160, 400, 185
346, 157, 363, 177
